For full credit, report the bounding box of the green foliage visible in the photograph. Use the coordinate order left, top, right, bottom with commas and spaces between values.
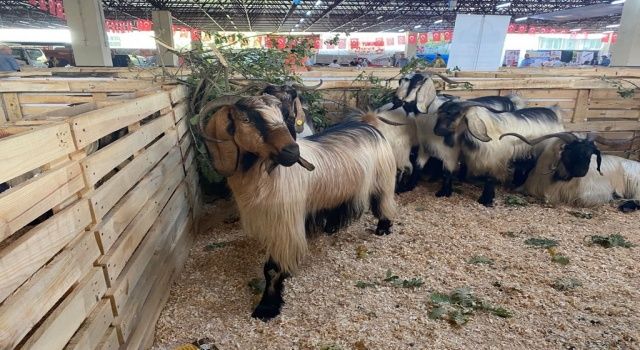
568, 210, 593, 219
204, 242, 228, 251
355, 281, 377, 289
383, 270, 423, 288
552, 277, 581, 291
588, 234, 634, 248
428, 287, 513, 327
600, 76, 639, 99
352, 72, 395, 110
551, 255, 570, 265
468, 256, 494, 265
505, 195, 528, 206
399, 57, 432, 75
323, 34, 341, 46
320, 345, 343, 350
524, 237, 558, 249
248, 278, 265, 295
301, 90, 329, 131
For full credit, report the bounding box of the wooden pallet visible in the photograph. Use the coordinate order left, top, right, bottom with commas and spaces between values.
0, 79, 198, 350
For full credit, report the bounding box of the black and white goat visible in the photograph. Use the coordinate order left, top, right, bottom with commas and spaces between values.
433, 102, 564, 206
501, 132, 640, 211
262, 81, 322, 138
200, 95, 397, 321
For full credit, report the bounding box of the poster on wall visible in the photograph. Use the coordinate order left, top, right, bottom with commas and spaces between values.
502, 50, 520, 67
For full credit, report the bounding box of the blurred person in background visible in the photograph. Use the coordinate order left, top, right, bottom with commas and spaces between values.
0, 44, 20, 72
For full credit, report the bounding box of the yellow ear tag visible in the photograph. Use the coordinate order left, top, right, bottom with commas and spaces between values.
296, 119, 304, 126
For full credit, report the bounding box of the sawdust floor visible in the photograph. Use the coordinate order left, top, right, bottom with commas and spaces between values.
153, 181, 639, 350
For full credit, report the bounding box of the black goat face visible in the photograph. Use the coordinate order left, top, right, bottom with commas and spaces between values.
434, 101, 464, 137
557, 140, 600, 180
262, 85, 300, 139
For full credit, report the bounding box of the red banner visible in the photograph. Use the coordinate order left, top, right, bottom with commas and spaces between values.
314, 38, 321, 49
444, 31, 452, 41
398, 35, 406, 45
408, 33, 416, 44
432, 32, 441, 41
350, 38, 359, 49
418, 33, 428, 44
338, 39, 346, 49
386, 37, 394, 46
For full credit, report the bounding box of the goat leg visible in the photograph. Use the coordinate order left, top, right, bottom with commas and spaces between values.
251, 257, 288, 321
478, 176, 497, 207
436, 169, 454, 197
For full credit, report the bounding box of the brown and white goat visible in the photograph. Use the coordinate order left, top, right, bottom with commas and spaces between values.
201, 95, 397, 321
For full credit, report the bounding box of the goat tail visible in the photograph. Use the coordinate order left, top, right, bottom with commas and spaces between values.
507, 94, 527, 110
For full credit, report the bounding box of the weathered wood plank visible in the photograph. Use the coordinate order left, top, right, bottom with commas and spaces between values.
0, 123, 75, 184
173, 101, 189, 123
0, 161, 83, 242
176, 115, 189, 140
65, 299, 114, 350
586, 109, 640, 119
94, 147, 182, 253
71, 92, 171, 149
168, 84, 189, 104
97, 326, 121, 350
18, 93, 94, 104
589, 99, 640, 109
179, 132, 192, 157
3, 93, 23, 121
99, 164, 184, 284
108, 178, 188, 314
183, 146, 195, 173
0, 231, 100, 349
81, 113, 175, 186
89, 132, 178, 220
573, 89, 590, 123
525, 99, 576, 109
21, 267, 107, 350
67, 80, 154, 93
0, 80, 71, 93
567, 120, 640, 132
0, 199, 92, 302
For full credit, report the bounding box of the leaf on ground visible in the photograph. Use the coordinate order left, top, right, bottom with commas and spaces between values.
588, 234, 634, 248
524, 237, 558, 249
247, 278, 265, 295
490, 307, 514, 318
430, 292, 452, 304
552, 277, 582, 291
355, 281, 376, 289
429, 288, 513, 326
354, 340, 368, 350
468, 255, 494, 265
551, 255, 570, 265
568, 210, 593, 219
355, 245, 368, 259
204, 242, 228, 251
400, 278, 424, 288
415, 206, 427, 212
320, 345, 343, 350
383, 269, 399, 282
505, 195, 528, 206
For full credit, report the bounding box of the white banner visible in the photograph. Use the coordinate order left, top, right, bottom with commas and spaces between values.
448, 15, 511, 71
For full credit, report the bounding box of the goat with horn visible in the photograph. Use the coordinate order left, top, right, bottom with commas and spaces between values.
200, 94, 397, 321
432, 101, 564, 206
501, 132, 640, 211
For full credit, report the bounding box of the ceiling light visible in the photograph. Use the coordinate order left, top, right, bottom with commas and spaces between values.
606, 24, 620, 28
399, 29, 405, 32
306, 10, 312, 16
362, 22, 367, 25
230, 20, 235, 24
315, 0, 322, 5
496, 2, 511, 8
226, 14, 231, 19
295, 24, 300, 27
514, 16, 528, 22
602, 30, 614, 33
300, 18, 305, 22
569, 28, 582, 32
611, 0, 625, 4
351, 26, 355, 29
414, 25, 422, 28
434, 19, 443, 24
376, 15, 383, 20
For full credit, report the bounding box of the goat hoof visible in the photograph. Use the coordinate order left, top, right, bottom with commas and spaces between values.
435, 189, 452, 197
374, 219, 392, 235
324, 225, 339, 235
478, 197, 494, 207
251, 304, 281, 321
618, 200, 640, 213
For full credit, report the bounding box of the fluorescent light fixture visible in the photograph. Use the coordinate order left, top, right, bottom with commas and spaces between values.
611, 0, 625, 4
515, 16, 528, 22
226, 14, 231, 19
434, 19, 443, 24
569, 28, 582, 32
306, 10, 312, 16
295, 24, 300, 27
414, 25, 422, 28
230, 20, 235, 24
602, 30, 614, 33
376, 15, 383, 19
299, 18, 305, 22
315, 0, 322, 5
399, 29, 405, 32
496, 2, 511, 8
606, 24, 620, 28
362, 22, 367, 25
350, 26, 355, 29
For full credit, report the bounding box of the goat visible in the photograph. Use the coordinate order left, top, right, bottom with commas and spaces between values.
385, 72, 526, 193
200, 95, 397, 321
433, 102, 564, 206
501, 132, 640, 211
262, 83, 317, 138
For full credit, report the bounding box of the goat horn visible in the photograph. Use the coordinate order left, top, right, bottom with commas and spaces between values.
500, 132, 579, 145
433, 73, 469, 86
291, 79, 323, 90
378, 116, 407, 126
199, 95, 242, 143
297, 156, 315, 171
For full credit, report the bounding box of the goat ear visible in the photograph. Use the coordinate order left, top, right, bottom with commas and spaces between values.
415, 79, 436, 113
293, 97, 305, 133
464, 113, 492, 142
203, 106, 240, 176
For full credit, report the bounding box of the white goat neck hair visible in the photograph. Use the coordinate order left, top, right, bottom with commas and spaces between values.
523, 139, 640, 206
372, 108, 418, 175
461, 106, 564, 181
227, 124, 397, 273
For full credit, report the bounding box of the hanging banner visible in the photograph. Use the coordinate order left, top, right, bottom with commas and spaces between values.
433, 32, 441, 42
398, 35, 406, 45
408, 33, 416, 44
418, 33, 428, 44
386, 37, 394, 46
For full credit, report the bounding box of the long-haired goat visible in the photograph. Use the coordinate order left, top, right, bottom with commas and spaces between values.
433, 102, 564, 206
262, 81, 322, 138
201, 95, 397, 321
385, 72, 525, 193
501, 132, 640, 211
